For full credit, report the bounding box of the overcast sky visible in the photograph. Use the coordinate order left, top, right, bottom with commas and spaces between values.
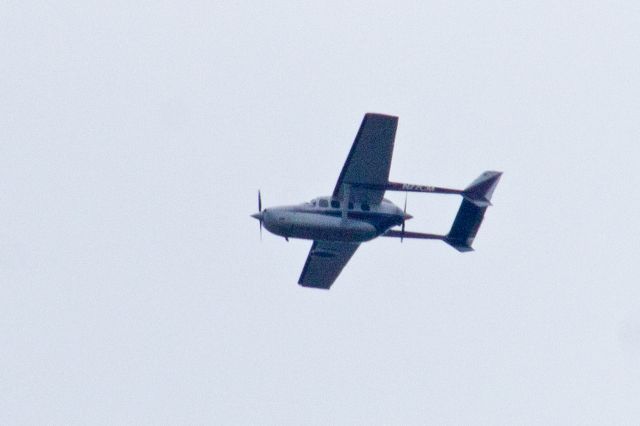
2, 1, 640, 424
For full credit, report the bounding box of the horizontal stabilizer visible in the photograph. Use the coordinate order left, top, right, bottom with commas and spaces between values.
445, 199, 485, 252
445, 171, 502, 252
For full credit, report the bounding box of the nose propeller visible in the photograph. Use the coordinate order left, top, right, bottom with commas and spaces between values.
251, 190, 264, 240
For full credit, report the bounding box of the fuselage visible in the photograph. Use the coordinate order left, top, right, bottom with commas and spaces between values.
255, 196, 407, 243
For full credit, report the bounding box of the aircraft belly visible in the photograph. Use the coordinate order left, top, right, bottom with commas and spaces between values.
288, 213, 376, 242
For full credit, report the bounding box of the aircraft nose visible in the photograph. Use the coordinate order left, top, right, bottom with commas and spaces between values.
251, 212, 264, 221
404, 212, 413, 220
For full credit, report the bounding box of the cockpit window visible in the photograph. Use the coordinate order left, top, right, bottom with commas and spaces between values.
348, 202, 354, 209
361, 202, 370, 211
330, 200, 340, 208
318, 199, 329, 208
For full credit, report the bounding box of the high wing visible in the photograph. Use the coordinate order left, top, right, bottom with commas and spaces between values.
332, 113, 398, 204
298, 241, 360, 289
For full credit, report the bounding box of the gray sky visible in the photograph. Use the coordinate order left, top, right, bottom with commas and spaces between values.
2, 1, 640, 424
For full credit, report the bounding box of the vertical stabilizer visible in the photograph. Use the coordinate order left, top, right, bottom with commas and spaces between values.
461, 171, 502, 207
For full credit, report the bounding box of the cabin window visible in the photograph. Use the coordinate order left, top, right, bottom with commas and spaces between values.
348, 202, 354, 209
361, 202, 370, 211
331, 200, 340, 208
319, 199, 329, 208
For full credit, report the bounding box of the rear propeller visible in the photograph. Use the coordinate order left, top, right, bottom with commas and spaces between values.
401, 192, 407, 243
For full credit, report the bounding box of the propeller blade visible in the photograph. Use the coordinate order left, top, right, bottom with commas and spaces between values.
401, 192, 407, 243
256, 190, 263, 241
404, 191, 407, 214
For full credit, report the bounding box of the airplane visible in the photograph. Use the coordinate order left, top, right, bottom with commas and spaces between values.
251, 113, 502, 289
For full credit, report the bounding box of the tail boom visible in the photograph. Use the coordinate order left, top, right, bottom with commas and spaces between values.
385, 171, 502, 207
382, 230, 445, 240
383, 171, 502, 252
386, 181, 462, 195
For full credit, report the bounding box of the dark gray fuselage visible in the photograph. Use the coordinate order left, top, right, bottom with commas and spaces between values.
261, 197, 405, 242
